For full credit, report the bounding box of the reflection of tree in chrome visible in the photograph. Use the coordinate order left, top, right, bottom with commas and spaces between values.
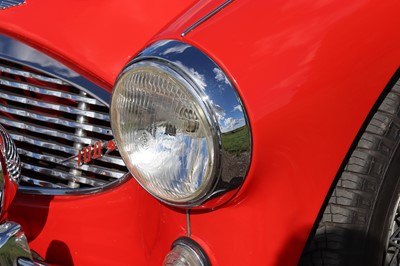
221, 125, 250, 154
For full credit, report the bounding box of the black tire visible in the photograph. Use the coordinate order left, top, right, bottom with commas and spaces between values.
299, 76, 400, 266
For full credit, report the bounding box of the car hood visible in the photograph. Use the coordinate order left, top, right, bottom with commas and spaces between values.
0, 0, 198, 89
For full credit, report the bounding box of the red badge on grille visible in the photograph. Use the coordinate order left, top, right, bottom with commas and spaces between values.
62, 140, 116, 166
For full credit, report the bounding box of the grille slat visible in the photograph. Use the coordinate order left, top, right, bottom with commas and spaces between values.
0, 76, 104, 106
0, 64, 68, 85
96, 154, 126, 166
0, 103, 112, 135
0, 58, 128, 192
18, 149, 125, 179
10, 132, 79, 155
0, 116, 100, 145
22, 162, 107, 186
0, 88, 110, 120
11, 132, 125, 166
21, 175, 67, 188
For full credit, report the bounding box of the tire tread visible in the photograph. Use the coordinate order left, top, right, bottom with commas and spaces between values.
300, 78, 400, 266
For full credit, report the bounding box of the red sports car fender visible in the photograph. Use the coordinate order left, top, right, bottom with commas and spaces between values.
1, 0, 400, 265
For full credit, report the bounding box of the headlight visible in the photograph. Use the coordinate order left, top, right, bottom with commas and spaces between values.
112, 61, 217, 203
111, 40, 251, 208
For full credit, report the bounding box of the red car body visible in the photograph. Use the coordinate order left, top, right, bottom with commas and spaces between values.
1, 0, 400, 265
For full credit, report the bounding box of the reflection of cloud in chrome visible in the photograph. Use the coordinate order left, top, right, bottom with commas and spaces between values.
221, 117, 245, 133
129, 129, 208, 197
162, 44, 190, 55
211, 101, 225, 118
6, 40, 78, 78
233, 104, 243, 113
174, 61, 207, 91
151, 40, 173, 54
209, 101, 245, 132
213, 68, 230, 85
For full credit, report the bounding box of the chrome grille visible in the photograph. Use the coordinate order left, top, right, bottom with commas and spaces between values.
0, 58, 127, 191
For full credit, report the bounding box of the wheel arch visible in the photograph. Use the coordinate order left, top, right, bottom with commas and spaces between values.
300, 67, 400, 261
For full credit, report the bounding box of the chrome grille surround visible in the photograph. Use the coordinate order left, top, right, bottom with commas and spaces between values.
0, 34, 129, 195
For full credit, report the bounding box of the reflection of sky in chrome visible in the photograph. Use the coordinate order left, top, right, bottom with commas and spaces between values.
213, 67, 230, 85
144, 40, 248, 134
128, 128, 209, 198
162, 44, 191, 56
174, 61, 207, 91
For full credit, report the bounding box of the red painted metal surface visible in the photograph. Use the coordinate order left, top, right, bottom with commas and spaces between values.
0, 0, 197, 88
179, 1, 400, 265
1, 0, 400, 265
10, 179, 187, 266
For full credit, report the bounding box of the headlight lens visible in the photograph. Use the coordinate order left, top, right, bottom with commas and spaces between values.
111, 61, 217, 204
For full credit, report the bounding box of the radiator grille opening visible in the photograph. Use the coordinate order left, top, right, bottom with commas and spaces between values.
0, 58, 128, 191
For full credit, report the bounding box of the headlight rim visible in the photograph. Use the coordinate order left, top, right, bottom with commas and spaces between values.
111, 40, 252, 209
111, 59, 223, 207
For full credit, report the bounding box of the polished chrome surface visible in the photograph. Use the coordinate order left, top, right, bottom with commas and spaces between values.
0, 34, 110, 104
17, 258, 35, 266
0, 124, 21, 183
0, 222, 33, 265
0, 128, 32, 265
122, 40, 251, 208
181, 0, 233, 37
0, 34, 128, 194
0, 124, 21, 219
163, 237, 210, 266
0, 0, 25, 10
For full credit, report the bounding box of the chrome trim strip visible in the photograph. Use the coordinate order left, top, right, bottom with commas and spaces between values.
0, 76, 103, 105
14, 136, 125, 166
96, 154, 125, 166
0, 88, 110, 120
0, 104, 112, 135
13, 132, 125, 172
21, 175, 65, 188
10, 132, 79, 154
22, 162, 106, 186
13, 133, 124, 166
0, 34, 110, 105
181, 0, 233, 37
76, 163, 125, 178
18, 149, 125, 179
0, 116, 101, 145
0, 64, 69, 85
19, 173, 132, 196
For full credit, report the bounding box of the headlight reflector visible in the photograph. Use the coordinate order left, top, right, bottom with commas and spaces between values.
111, 62, 217, 204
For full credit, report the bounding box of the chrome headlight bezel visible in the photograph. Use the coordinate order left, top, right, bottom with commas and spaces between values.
111, 40, 251, 208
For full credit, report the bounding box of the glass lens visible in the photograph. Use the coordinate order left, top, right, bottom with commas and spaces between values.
111, 63, 215, 203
